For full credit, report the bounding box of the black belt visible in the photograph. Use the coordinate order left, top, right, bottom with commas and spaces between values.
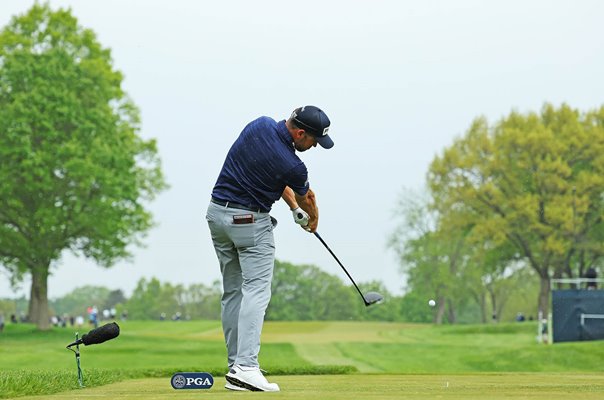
211, 198, 265, 213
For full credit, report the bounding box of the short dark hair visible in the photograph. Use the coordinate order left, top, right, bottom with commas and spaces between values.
288, 116, 303, 131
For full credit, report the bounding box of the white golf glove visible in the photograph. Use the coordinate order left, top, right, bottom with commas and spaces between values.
292, 207, 310, 230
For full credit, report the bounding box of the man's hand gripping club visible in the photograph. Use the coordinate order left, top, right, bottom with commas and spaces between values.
292, 207, 310, 231
281, 186, 318, 232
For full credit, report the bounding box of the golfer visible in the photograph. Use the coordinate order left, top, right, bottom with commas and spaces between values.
206, 105, 333, 391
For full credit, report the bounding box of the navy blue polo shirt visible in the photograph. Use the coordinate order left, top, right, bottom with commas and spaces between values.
211, 117, 309, 212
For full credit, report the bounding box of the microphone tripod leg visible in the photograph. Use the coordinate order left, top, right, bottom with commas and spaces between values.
76, 348, 84, 388
74, 333, 84, 388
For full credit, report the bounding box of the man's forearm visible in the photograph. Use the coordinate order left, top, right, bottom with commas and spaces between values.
295, 189, 316, 217
281, 187, 298, 209
282, 186, 319, 231
295, 189, 318, 231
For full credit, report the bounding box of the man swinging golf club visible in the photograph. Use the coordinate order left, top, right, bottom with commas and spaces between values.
206, 105, 333, 391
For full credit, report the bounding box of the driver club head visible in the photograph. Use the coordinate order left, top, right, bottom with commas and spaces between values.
363, 291, 383, 306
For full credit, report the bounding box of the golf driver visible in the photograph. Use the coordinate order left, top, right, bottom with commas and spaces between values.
314, 232, 383, 307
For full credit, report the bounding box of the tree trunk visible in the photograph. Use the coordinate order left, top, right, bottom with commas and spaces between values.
480, 292, 487, 324
28, 264, 50, 330
490, 289, 498, 323
434, 295, 446, 324
538, 274, 550, 316
475, 292, 487, 323
447, 298, 457, 323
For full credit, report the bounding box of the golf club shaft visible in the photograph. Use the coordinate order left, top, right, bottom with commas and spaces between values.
314, 232, 368, 305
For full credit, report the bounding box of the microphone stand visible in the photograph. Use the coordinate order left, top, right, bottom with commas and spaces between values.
67, 332, 85, 388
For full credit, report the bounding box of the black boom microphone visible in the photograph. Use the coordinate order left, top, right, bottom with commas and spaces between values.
66, 322, 120, 348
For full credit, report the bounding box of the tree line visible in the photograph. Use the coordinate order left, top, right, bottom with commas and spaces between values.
0, 259, 540, 324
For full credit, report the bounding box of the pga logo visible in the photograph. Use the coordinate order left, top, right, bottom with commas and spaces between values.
171, 372, 214, 390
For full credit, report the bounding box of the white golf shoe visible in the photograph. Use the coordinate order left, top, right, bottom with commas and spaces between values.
225, 382, 249, 391
225, 365, 280, 392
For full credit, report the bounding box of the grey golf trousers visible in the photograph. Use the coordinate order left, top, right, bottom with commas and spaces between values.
206, 201, 275, 368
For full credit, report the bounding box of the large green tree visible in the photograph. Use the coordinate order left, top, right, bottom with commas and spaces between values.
428, 104, 604, 315
0, 4, 166, 329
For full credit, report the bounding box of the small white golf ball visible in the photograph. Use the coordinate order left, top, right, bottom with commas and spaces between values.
428, 299, 436, 307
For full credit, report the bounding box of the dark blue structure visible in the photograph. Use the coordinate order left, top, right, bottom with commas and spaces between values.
552, 289, 604, 343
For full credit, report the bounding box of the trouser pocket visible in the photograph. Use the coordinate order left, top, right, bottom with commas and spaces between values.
229, 223, 257, 248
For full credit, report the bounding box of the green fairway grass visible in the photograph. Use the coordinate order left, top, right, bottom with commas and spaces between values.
1, 320, 604, 398
10, 374, 604, 400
